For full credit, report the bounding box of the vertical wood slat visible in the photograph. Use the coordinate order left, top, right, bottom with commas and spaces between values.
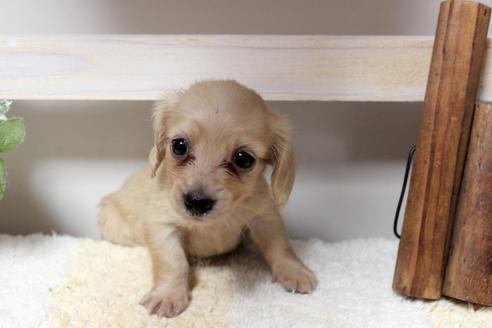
393, 0, 491, 300
443, 103, 492, 306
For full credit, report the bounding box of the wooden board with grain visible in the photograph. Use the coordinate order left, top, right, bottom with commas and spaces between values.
443, 103, 492, 306
5, 33, 492, 102
0, 34, 439, 101
393, 0, 490, 300
0, 35, 448, 101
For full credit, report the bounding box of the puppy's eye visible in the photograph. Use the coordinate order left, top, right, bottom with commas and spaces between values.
171, 138, 188, 158
233, 151, 255, 171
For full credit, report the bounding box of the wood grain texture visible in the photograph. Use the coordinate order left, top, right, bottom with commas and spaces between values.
0, 35, 442, 101
443, 103, 492, 306
393, 0, 490, 300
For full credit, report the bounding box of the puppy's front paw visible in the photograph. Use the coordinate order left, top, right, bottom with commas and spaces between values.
139, 284, 190, 318
272, 261, 317, 294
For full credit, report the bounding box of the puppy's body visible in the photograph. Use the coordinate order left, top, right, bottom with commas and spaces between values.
98, 81, 317, 317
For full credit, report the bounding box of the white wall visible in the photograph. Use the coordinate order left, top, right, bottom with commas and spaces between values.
0, 0, 474, 241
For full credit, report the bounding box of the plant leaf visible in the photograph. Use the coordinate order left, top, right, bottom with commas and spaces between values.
0, 117, 26, 152
0, 158, 5, 200
0, 100, 12, 116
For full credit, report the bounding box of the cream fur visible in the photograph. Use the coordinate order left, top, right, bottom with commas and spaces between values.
97, 80, 317, 318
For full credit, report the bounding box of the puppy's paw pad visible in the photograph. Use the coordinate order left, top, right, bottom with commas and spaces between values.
272, 262, 318, 294
139, 286, 190, 318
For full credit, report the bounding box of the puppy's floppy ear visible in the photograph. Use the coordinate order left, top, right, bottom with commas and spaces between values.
149, 92, 181, 177
269, 112, 296, 209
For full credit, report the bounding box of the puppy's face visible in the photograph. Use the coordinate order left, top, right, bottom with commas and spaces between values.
150, 81, 295, 224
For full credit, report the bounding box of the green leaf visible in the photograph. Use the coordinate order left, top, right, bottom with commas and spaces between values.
0, 100, 12, 116
0, 158, 5, 200
0, 117, 26, 153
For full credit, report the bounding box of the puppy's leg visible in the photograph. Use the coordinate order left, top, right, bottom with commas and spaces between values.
98, 195, 142, 246
249, 214, 317, 293
140, 225, 190, 318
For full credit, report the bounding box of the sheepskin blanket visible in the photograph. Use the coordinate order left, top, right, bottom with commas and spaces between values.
0, 234, 490, 327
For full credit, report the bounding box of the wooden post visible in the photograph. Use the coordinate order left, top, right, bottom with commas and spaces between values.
442, 103, 492, 306
393, 0, 490, 299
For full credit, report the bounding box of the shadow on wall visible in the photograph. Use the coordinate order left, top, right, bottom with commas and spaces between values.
86, 0, 441, 35
274, 101, 421, 165
0, 100, 421, 237
2, 0, 441, 35
11, 100, 154, 160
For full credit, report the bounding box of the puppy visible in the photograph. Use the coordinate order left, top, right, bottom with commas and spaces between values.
98, 80, 317, 318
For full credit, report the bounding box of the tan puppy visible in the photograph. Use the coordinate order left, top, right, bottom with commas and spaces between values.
98, 80, 317, 317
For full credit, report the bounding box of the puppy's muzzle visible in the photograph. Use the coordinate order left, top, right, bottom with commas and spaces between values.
183, 191, 216, 217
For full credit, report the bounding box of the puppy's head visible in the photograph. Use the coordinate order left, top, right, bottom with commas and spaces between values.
150, 80, 294, 223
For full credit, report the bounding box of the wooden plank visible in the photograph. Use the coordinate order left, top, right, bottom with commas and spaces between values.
0, 35, 436, 101
393, 0, 490, 299
443, 103, 492, 307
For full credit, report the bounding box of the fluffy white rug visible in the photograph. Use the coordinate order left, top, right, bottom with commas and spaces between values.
0, 234, 490, 327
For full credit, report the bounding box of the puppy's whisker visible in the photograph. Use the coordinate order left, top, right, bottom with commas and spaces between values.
223, 217, 237, 234
228, 212, 250, 235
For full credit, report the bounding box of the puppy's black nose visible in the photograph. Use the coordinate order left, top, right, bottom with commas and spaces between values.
184, 192, 216, 217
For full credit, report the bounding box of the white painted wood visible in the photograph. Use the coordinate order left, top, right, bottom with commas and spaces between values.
0, 35, 466, 101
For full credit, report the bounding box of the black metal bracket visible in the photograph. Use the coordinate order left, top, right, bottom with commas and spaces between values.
393, 144, 416, 239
